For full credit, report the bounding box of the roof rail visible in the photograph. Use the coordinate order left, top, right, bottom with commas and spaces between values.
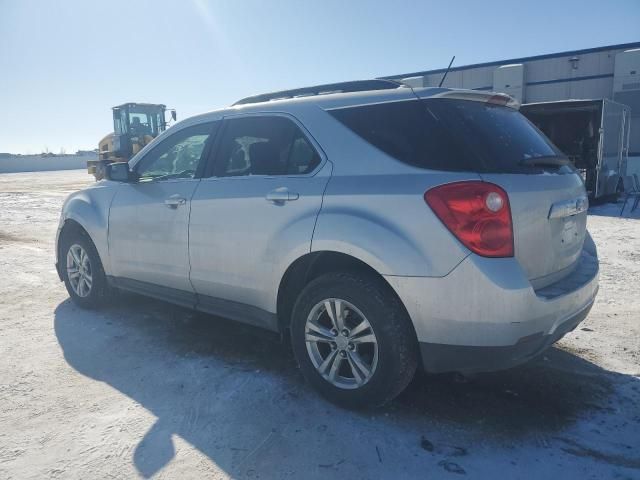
232, 79, 402, 106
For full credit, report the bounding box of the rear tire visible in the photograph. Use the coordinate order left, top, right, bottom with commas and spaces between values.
61, 233, 108, 309
290, 272, 418, 408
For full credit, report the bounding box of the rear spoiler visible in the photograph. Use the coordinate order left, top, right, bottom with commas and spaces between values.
426, 89, 520, 109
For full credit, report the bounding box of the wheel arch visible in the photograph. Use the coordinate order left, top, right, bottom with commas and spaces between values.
56, 219, 94, 279
57, 188, 114, 277
276, 251, 416, 338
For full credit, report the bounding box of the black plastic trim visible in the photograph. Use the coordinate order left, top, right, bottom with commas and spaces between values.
419, 301, 594, 374
111, 277, 196, 309
107, 276, 278, 332
196, 295, 278, 332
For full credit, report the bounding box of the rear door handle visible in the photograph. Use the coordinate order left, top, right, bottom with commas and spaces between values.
165, 195, 187, 208
266, 187, 299, 203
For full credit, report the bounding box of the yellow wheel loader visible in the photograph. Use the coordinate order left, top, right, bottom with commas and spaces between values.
89, 103, 176, 179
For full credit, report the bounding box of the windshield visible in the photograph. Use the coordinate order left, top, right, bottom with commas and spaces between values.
118, 106, 165, 137
129, 110, 159, 136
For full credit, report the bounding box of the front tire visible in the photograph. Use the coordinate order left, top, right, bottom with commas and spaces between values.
290, 272, 418, 408
61, 234, 108, 309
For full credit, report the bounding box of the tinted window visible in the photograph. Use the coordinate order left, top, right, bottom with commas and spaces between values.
214, 116, 321, 177
136, 122, 215, 181
429, 99, 565, 171
329, 99, 566, 173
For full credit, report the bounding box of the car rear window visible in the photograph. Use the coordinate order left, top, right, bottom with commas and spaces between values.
328, 98, 567, 173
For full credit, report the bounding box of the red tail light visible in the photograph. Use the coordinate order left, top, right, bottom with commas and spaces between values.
424, 181, 514, 257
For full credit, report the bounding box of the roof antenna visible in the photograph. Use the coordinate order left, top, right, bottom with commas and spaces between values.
438, 55, 456, 88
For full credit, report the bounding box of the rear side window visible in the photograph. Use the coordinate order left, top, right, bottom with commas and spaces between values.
328, 100, 474, 171
213, 116, 321, 177
328, 99, 566, 173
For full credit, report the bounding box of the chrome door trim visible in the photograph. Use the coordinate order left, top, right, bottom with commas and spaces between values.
548, 195, 589, 219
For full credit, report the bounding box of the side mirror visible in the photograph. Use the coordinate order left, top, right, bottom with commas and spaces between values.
105, 162, 135, 182
171, 110, 177, 121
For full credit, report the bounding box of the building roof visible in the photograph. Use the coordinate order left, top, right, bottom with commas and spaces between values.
381, 41, 640, 80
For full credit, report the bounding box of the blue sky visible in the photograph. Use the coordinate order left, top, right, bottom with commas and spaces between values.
1, 0, 639, 154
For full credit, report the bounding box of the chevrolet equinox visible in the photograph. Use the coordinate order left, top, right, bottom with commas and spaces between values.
56, 80, 599, 408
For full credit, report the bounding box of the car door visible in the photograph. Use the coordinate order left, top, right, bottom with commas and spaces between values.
189, 114, 331, 327
108, 121, 218, 301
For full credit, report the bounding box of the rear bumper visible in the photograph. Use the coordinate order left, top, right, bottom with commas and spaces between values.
418, 300, 593, 373
385, 234, 599, 374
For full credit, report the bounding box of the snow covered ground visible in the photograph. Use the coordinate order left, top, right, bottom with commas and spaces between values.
0, 169, 638, 479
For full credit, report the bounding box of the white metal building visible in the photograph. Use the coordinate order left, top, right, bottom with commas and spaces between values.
383, 42, 640, 160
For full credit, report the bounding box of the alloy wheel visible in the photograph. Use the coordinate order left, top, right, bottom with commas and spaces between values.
66, 244, 93, 298
305, 298, 378, 389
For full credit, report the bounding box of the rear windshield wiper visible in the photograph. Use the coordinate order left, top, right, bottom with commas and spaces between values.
519, 155, 570, 167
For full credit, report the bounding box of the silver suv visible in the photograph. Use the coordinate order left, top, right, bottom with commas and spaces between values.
56, 80, 599, 408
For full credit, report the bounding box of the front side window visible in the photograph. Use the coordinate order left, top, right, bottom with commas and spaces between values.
214, 116, 321, 177
154, 113, 165, 133
119, 110, 128, 134
135, 122, 216, 181
114, 117, 124, 135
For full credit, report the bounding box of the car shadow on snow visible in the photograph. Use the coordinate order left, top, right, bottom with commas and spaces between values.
54, 295, 635, 478
393, 349, 615, 434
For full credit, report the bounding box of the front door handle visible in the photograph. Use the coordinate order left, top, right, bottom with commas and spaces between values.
266, 187, 299, 203
165, 195, 187, 208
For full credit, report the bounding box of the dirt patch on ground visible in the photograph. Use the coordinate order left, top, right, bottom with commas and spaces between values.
0, 230, 36, 244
